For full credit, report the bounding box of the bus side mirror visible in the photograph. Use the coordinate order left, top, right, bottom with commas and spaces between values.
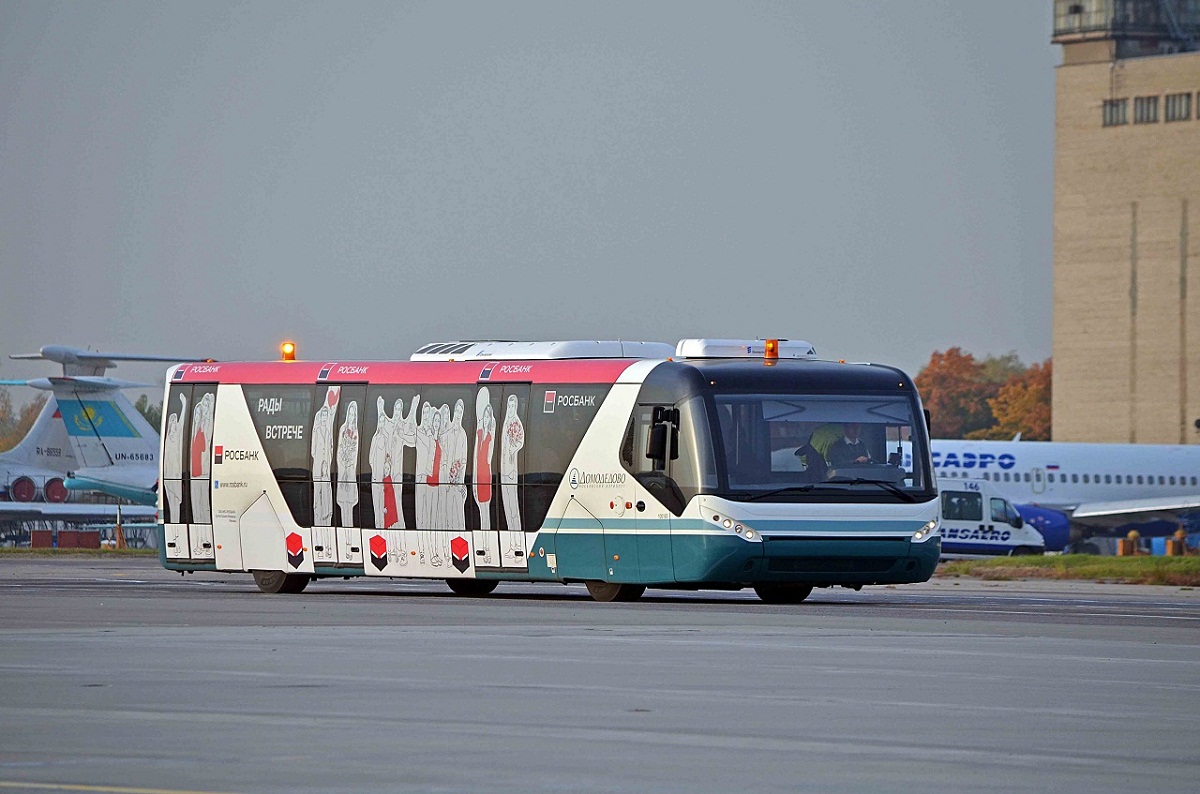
646, 423, 679, 467
1013, 515, 1024, 529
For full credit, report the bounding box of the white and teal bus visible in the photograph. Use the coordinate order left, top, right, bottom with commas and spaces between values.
158, 339, 939, 602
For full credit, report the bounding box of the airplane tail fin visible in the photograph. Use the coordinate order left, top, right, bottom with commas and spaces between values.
1, 395, 76, 469
50, 381, 159, 471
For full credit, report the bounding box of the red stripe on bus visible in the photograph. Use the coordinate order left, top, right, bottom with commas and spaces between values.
174, 359, 640, 385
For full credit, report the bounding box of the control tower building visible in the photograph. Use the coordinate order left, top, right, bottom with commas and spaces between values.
1052, 0, 1200, 442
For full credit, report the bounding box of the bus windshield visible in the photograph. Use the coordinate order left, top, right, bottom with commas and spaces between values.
710, 392, 931, 500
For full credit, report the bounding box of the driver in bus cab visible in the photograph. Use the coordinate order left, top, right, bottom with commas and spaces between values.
825, 422, 872, 467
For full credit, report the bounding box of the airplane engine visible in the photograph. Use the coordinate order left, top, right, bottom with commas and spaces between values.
44, 478, 69, 503
9, 476, 37, 502
1015, 505, 1070, 552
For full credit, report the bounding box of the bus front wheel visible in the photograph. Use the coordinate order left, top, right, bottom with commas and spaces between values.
252, 570, 310, 594
446, 578, 499, 596
754, 583, 814, 604
585, 581, 646, 602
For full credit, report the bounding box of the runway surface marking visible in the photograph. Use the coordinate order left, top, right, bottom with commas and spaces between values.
0, 782, 242, 794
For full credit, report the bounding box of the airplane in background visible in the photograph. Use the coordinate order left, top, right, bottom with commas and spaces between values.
928, 438, 1200, 552
0, 345, 204, 515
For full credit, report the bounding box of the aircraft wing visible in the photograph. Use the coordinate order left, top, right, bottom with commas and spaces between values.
1068, 494, 1200, 528
0, 502, 157, 522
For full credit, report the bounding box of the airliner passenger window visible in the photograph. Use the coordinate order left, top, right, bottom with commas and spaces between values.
1072, 474, 1079, 483
1159, 476, 1166, 485
1170, 476, 1177, 486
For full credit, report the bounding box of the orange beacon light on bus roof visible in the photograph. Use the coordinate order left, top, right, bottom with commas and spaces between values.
281, 341, 296, 361
764, 339, 779, 359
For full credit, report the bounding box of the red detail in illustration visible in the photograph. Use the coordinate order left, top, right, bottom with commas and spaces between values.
426, 440, 442, 485
475, 430, 492, 502
383, 475, 398, 527
191, 426, 207, 471
327, 390, 338, 407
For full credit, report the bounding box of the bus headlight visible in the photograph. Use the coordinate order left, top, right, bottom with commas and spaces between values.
708, 512, 761, 542
912, 520, 939, 542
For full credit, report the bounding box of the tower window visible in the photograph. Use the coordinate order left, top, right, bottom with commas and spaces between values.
1133, 96, 1159, 124
1165, 93, 1192, 122
1103, 98, 1128, 126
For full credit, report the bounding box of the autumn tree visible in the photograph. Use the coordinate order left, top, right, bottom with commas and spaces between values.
967, 360, 1052, 441
135, 394, 162, 430
914, 348, 999, 439
0, 393, 47, 452
979, 351, 1025, 386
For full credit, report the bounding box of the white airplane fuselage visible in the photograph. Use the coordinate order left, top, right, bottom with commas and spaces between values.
931, 440, 1200, 506
928, 439, 1200, 551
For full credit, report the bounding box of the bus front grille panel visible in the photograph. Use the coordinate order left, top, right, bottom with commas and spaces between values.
767, 556, 898, 574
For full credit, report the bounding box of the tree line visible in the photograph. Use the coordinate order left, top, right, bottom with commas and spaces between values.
914, 348, 1051, 440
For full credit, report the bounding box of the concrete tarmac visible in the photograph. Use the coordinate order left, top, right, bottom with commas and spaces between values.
1, 558, 1198, 793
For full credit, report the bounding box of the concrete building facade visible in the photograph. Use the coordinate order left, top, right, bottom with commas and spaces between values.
1052, 0, 1200, 442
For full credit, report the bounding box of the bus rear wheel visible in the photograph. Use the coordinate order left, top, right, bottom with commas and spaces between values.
585, 581, 646, 602
446, 578, 499, 596
754, 583, 814, 604
252, 570, 311, 594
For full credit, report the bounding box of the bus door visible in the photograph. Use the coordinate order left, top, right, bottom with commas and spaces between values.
617, 403, 681, 584
493, 383, 530, 570
161, 382, 217, 560
312, 380, 367, 566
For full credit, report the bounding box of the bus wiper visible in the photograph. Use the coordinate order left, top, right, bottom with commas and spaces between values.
741, 484, 822, 502
828, 477, 918, 503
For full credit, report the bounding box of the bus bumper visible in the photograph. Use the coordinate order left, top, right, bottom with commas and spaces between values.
674, 534, 941, 587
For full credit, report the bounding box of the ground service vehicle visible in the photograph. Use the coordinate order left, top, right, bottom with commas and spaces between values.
157, 339, 940, 602
939, 479, 1045, 556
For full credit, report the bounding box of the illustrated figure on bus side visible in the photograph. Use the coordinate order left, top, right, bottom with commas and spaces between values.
368, 396, 394, 529
163, 391, 186, 524
189, 392, 214, 526
414, 402, 444, 567
311, 386, 340, 527
446, 399, 468, 532
501, 393, 525, 562
389, 396, 418, 523
473, 387, 496, 564
337, 400, 359, 528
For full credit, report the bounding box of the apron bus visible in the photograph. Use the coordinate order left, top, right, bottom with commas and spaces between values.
157, 338, 940, 602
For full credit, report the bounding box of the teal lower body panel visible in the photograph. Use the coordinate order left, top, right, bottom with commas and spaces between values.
751, 536, 941, 585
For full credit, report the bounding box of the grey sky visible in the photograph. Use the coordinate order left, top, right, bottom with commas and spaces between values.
0, 1, 1058, 398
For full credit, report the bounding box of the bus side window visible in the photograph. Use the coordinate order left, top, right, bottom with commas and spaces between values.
162, 384, 193, 525
620, 399, 712, 517
243, 385, 315, 527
